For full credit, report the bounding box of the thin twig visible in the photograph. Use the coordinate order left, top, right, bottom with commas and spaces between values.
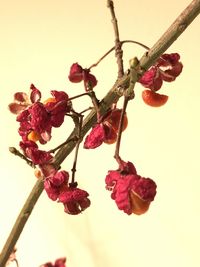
1, 1, 200, 266
9, 147, 35, 168
48, 137, 78, 154
107, 0, 124, 78
0, 178, 44, 267
88, 40, 149, 70
114, 57, 139, 162
71, 115, 83, 185
68, 92, 89, 101
114, 96, 129, 163
14, 259, 19, 267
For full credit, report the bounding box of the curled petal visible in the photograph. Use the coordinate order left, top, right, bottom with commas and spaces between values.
59, 187, 90, 215
44, 179, 60, 201
8, 103, 28, 114
130, 177, 157, 215
25, 147, 53, 164
119, 160, 137, 175
84, 124, 105, 149
161, 62, 183, 82
83, 71, 97, 90
54, 257, 67, 267
16, 109, 30, 122
50, 90, 69, 101
131, 177, 157, 201
19, 140, 38, 151
158, 53, 180, 66
58, 187, 88, 203
14, 92, 29, 103
68, 63, 83, 83
139, 67, 163, 91
50, 170, 69, 186
30, 84, 41, 103
28, 102, 51, 133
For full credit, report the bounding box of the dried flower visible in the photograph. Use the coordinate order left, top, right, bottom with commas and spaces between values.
41, 257, 67, 267
59, 186, 90, 215
44, 170, 69, 201
9, 84, 71, 144
84, 123, 105, 149
84, 108, 128, 148
105, 160, 157, 215
139, 53, 183, 91
43, 169, 90, 214
68, 63, 97, 91
20, 141, 53, 165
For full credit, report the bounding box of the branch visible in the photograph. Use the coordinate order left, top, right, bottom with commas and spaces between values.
139, 0, 200, 70
107, 0, 124, 78
1, 0, 200, 265
0, 179, 44, 266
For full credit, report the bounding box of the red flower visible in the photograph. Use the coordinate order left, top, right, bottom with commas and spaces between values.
59, 186, 90, 215
43, 169, 90, 215
8, 84, 41, 115
44, 170, 69, 201
139, 53, 183, 91
68, 63, 83, 83
44, 90, 71, 127
41, 257, 67, 267
84, 123, 105, 149
68, 63, 97, 91
84, 108, 128, 149
105, 160, 157, 215
20, 141, 53, 165
10, 84, 71, 143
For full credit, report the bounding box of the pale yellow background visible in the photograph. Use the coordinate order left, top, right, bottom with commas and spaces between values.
0, 1, 200, 267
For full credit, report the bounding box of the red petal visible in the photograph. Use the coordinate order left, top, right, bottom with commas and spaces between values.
8, 103, 28, 114
142, 90, 168, 107
68, 63, 83, 83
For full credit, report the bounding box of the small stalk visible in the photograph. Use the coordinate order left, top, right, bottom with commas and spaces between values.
9, 147, 35, 168
107, 0, 124, 78
68, 92, 90, 101
70, 115, 83, 185
89, 40, 149, 70
114, 96, 129, 163
88, 91, 101, 122
48, 137, 78, 154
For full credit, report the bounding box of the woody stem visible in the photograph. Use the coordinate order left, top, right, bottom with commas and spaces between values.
1, 1, 199, 266
71, 115, 83, 185
107, 0, 124, 78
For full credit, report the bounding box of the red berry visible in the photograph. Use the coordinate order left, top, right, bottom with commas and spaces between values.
142, 89, 168, 107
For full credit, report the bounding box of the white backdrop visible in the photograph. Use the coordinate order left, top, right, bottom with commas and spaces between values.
0, 1, 200, 267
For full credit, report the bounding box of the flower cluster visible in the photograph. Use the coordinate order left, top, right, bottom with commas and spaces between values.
105, 159, 157, 215
68, 63, 97, 91
41, 257, 66, 267
39, 165, 90, 215
139, 53, 183, 107
9, 84, 71, 144
84, 108, 128, 148
8, 84, 73, 169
